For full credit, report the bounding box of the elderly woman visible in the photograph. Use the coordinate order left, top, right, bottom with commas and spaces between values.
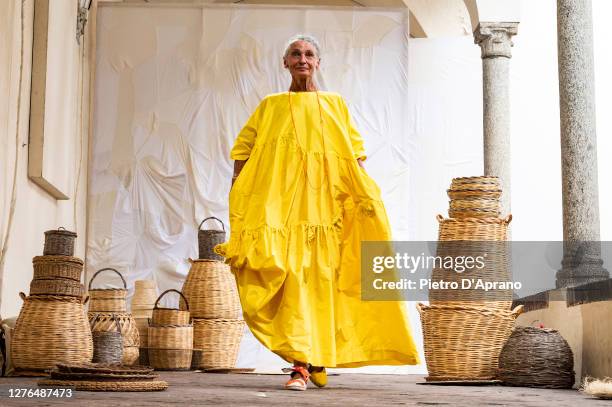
216, 34, 418, 391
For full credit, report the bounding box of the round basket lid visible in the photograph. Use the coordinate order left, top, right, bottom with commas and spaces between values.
44, 228, 77, 237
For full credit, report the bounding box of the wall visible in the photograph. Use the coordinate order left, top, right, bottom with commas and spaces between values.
0, 0, 91, 319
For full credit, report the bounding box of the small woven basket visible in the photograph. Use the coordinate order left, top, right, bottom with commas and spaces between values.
437, 214, 511, 241
417, 303, 523, 381
151, 289, 190, 326
192, 318, 244, 369
32, 255, 83, 281
88, 268, 128, 312
92, 315, 123, 364
11, 293, 93, 371
198, 217, 226, 261
498, 326, 575, 388
43, 227, 77, 256
450, 176, 500, 190
181, 259, 241, 319
29, 278, 85, 297
89, 312, 140, 365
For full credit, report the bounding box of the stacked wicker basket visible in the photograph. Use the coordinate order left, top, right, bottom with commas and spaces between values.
418, 176, 523, 382
87, 268, 140, 365
148, 290, 193, 370
181, 217, 244, 370
11, 228, 93, 375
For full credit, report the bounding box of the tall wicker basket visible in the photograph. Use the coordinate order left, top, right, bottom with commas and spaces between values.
11, 293, 93, 374
417, 303, 523, 381
131, 280, 157, 318
181, 259, 241, 319
148, 290, 193, 370
198, 217, 226, 261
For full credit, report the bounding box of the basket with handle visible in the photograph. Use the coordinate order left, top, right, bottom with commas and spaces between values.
32, 255, 83, 281
417, 303, 523, 381
11, 293, 93, 372
43, 227, 77, 256
152, 289, 190, 326
198, 217, 226, 261
91, 314, 123, 364
88, 268, 128, 312
181, 259, 241, 319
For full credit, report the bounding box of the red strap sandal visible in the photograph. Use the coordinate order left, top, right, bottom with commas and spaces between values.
284, 365, 310, 391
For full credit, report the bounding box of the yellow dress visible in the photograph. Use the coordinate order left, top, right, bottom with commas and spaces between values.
216, 91, 419, 367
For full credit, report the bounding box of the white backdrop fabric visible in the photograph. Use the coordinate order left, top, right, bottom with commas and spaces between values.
90, 4, 485, 373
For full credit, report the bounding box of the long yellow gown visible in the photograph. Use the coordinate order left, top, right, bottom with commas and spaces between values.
215, 91, 419, 367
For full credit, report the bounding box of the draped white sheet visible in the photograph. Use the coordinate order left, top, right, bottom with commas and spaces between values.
90, 4, 485, 373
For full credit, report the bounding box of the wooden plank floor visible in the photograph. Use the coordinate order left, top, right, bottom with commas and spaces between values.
0, 372, 607, 406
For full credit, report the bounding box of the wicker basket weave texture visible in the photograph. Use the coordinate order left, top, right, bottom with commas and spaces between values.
32, 255, 83, 281
131, 280, 158, 309
181, 259, 241, 319
192, 319, 244, 369
88, 268, 128, 312
417, 303, 523, 381
198, 217, 226, 261
437, 215, 511, 241
92, 331, 123, 365
148, 349, 192, 371
498, 326, 575, 388
43, 227, 77, 256
89, 312, 140, 365
151, 289, 190, 325
11, 293, 93, 371
29, 279, 85, 297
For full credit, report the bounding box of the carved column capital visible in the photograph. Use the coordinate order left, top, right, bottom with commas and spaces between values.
474, 22, 519, 59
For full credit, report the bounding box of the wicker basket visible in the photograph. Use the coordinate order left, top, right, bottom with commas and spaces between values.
437, 214, 511, 241
181, 259, 241, 319
134, 317, 150, 348
151, 289, 190, 326
192, 319, 244, 369
29, 279, 85, 297
449, 197, 500, 211
428, 240, 513, 309
448, 208, 501, 219
198, 217, 226, 261
89, 312, 140, 365
11, 293, 93, 371
32, 255, 83, 281
148, 325, 193, 371
450, 176, 500, 190
92, 315, 123, 365
88, 268, 128, 312
131, 280, 157, 310
447, 189, 502, 200
417, 303, 523, 381
498, 326, 575, 388
43, 227, 77, 256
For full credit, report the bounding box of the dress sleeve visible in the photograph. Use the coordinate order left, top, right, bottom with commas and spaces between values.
230, 99, 265, 160
341, 97, 367, 161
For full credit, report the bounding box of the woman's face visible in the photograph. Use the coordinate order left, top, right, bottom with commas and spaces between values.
284, 40, 320, 80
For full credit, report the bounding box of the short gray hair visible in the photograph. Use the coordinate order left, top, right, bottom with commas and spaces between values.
283, 34, 321, 59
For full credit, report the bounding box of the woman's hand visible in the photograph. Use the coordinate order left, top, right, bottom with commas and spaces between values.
231, 159, 247, 189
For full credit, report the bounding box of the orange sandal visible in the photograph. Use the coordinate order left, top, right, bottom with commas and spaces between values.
284, 365, 309, 391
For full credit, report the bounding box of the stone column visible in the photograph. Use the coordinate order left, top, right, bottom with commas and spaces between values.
556, 0, 608, 287
474, 22, 518, 218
